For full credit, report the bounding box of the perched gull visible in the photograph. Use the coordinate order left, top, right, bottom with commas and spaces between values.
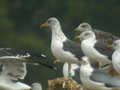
74, 30, 114, 66
40, 17, 84, 77
0, 48, 55, 90
80, 56, 120, 90
74, 22, 119, 44
111, 40, 120, 74
31, 83, 42, 90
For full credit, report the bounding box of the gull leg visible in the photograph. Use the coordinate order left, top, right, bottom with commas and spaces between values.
54, 59, 61, 64
99, 62, 102, 70
68, 63, 72, 78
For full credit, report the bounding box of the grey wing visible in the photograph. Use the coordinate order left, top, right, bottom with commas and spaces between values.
105, 77, 120, 88
1, 61, 27, 80
90, 70, 112, 83
72, 66, 82, 84
90, 70, 120, 88
63, 39, 84, 60
94, 40, 114, 60
94, 29, 119, 44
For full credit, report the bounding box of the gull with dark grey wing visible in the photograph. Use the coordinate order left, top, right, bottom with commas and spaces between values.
74, 30, 114, 67
40, 17, 84, 78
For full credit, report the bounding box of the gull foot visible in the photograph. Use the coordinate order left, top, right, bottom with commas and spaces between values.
54, 59, 61, 64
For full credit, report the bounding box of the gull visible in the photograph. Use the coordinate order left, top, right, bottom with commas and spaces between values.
80, 56, 120, 90
0, 48, 55, 90
110, 40, 120, 74
74, 30, 114, 66
31, 83, 42, 90
40, 17, 84, 77
74, 22, 119, 44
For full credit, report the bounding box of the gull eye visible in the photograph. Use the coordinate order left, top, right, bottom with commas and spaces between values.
48, 20, 52, 23
82, 25, 87, 28
84, 33, 90, 36
113, 42, 117, 46
82, 60, 88, 65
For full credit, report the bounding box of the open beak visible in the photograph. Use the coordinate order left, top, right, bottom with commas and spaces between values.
74, 35, 80, 40
107, 45, 113, 49
40, 24, 47, 29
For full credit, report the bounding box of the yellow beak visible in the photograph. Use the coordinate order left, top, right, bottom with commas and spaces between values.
107, 45, 113, 49
74, 35, 80, 40
40, 24, 47, 29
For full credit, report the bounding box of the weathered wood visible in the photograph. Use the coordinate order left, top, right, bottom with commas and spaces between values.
47, 77, 84, 90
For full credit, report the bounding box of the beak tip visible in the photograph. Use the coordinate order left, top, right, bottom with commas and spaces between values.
107, 45, 113, 49
40, 24, 47, 29
74, 28, 79, 32
74, 36, 80, 40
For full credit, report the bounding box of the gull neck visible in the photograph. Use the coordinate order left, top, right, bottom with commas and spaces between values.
51, 24, 67, 42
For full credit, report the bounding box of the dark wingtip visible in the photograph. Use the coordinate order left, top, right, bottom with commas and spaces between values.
38, 62, 57, 71
40, 54, 47, 59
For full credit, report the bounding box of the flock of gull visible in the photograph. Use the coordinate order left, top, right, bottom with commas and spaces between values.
0, 17, 120, 90
40, 17, 120, 90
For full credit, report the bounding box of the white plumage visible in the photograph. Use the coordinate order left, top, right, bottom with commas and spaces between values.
112, 40, 120, 74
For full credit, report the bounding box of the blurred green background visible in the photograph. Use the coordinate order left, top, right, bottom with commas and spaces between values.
0, 0, 120, 89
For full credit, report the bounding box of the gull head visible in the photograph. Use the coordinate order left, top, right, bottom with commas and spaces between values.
81, 56, 90, 65
74, 22, 92, 33
40, 17, 60, 30
112, 40, 120, 50
74, 31, 96, 41
80, 56, 93, 73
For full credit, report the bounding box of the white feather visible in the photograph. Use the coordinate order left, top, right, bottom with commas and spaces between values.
112, 50, 120, 74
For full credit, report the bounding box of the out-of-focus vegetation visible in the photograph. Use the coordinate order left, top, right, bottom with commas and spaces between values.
0, 0, 120, 89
